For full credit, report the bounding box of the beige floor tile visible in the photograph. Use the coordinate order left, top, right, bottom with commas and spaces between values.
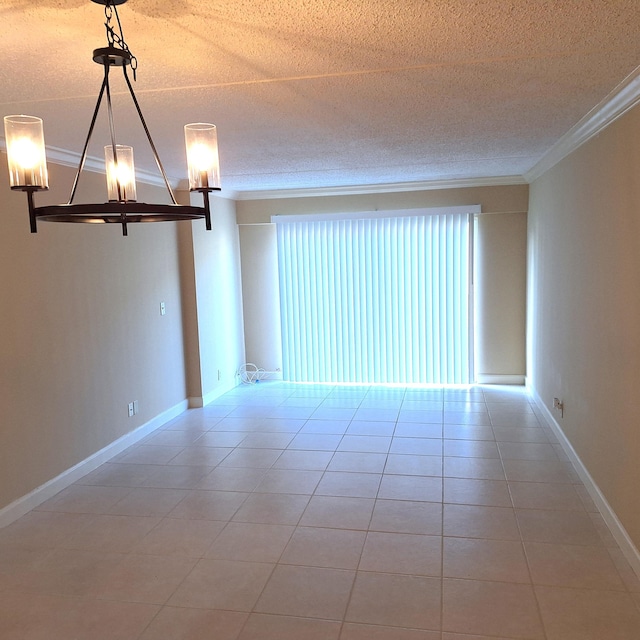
92, 553, 197, 604
15, 548, 126, 597
219, 448, 284, 468
341, 623, 440, 639
509, 481, 585, 511
443, 504, 521, 540
384, 454, 442, 477
189, 431, 247, 447
607, 548, 640, 592
390, 437, 443, 456
197, 467, 266, 491
139, 606, 248, 640
443, 440, 500, 459
299, 419, 350, 434
443, 537, 530, 583
444, 425, 495, 441
237, 433, 295, 449
60, 514, 160, 553
168, 558, 274, 610
280, 526, 366, 569
299, 496, 375, 529
315, 471, 382, 498
168, 447, 234, 466
255, 469, 323, 494
378, 474, 442, 502
206, 522, 294, 562
232, 493, 310, 525
141, 465, 213, 489
501, 458, 578, 483
273, 450, 334, 470
443, 578, 544, 638
0, 511, 96, 549
526, 541, 626, 590
394, 422, 443, 438
444, 478, 512, 507
492, 427, 549, 443
0, 591, 159, 640
76, 462, 156, 487
370, 499, 442, 535
114, 444, 184, 465
327, 452, 388, 473
444, 411, 492, 426
359, 532, 442, 576
346, 572, 441, 630
287, 434, 343, 451
255, 565, 355, 619
516, 509, 604, 546
443, 457, 505, 480
134, 518, 226, 557
168, 490, 249, 520
590, 511, 620, 547
108, 487, 188, 517
0, 546, 51, 592
347, 421, 396, 436
497, 442, 558, 460
442, 634, 523, 640
338, 435, 392, 454
36, 485, 132, 514
535, 585, 640, 640
239, 613, 341, 639
490, 414, 542, 428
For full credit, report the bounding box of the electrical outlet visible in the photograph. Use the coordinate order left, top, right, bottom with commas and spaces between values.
127, 402, 134, 417
160, 301, 166, 316
553, 397, 564, 418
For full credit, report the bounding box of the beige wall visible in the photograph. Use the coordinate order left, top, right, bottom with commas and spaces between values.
475, 212, 527, 380
237, 185, 529, 379
528, 105, 640, 549
179, 193, 246, 404
238, 224, 282, 373
0, 163, 187, 508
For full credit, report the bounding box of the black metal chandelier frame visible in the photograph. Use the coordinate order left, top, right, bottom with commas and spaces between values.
11, 0, 218, 236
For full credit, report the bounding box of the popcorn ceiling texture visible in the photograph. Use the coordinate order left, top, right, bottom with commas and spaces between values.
1, 0, 639, 192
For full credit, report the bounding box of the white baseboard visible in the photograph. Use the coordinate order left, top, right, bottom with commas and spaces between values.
189, 378, 241, 408
476, 374, 525, 385
531, 389, 640, 580
0, 399, 188, 529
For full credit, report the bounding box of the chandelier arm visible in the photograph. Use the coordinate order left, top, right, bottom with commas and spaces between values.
68, 75, 109, 205
121, 64, 178, 205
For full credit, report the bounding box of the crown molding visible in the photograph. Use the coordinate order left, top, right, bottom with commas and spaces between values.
526, 64, 640, 182
233, 175, 527, 200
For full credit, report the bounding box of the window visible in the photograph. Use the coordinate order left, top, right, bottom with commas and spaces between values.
274, 206, 478, 384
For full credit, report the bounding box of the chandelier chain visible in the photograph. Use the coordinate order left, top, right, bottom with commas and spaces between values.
104, 2, 138, 79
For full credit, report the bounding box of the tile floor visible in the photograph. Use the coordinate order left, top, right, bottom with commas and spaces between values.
1, 383, 639, 639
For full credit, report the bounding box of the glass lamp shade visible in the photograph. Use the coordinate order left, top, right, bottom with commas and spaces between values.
105, 145, 137, 202
3, 115, 49, 189
185, 123, 220, 190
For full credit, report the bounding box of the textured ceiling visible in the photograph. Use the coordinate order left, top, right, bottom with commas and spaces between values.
1, 0, 640, 196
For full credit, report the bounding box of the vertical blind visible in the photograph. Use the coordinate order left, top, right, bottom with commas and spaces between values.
274, 207, 477, 385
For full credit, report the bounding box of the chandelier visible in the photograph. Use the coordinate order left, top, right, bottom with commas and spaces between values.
3, 0, 220, 236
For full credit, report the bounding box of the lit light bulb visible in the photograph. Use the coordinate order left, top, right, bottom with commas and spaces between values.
109, 161, 134, 187
10, 137, 41, 169
104, 145, 137, 202
189, 142, 216, 171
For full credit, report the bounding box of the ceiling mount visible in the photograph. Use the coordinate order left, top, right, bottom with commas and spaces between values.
4, 0, 220, 236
